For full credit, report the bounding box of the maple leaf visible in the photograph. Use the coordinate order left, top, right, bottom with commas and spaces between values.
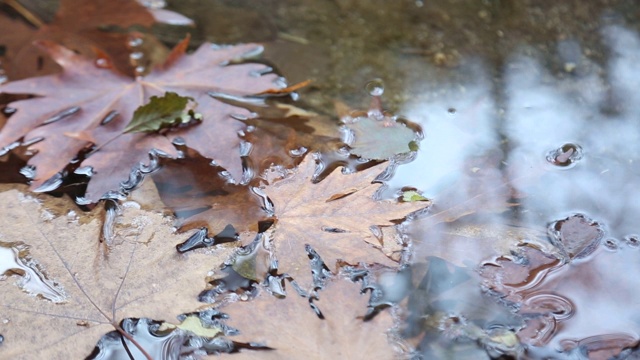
261, 156, 429, 287
0, 38, 280, 202
0, 187, 235, 359
3, 0, 191, 79
218, 276, 399, 359
150, 149, 268, 234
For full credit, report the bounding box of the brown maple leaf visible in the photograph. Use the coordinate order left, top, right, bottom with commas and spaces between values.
3, 0, 190, 80
0, 38, 281, 202
0, 187, 234, 359
150, 149, 267, 234
219, 276, 399, 359
261, 156, 429, 287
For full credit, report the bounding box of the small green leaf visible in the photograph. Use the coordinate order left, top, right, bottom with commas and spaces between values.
402, 190, 429, 202
124, 92, 194, 133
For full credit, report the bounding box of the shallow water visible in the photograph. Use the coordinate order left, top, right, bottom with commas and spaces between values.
3, 0, 640, 358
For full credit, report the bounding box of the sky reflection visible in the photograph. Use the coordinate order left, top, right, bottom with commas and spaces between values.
396, 23, 640, 356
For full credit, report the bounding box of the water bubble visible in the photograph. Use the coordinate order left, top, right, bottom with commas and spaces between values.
289, 147, 308, 157
624, 235, 640, 247
546, 143, 583, 167
128, 37, 144, 48
134, 66, 146, 76
129, 52, 144, 61
95, 58, 110, 68
602, 238, 618, 251
365, 78, 385, 97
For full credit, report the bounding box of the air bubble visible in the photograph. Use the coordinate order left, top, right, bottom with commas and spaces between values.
128, 37, 144, 48
365, 78, 385, 97
289, 147, 308, 157
129, 52, 143, 61
624, 235, 640, 247
134, 66, 146, 76
603, 238, 619, 251
95, 58, 110, 68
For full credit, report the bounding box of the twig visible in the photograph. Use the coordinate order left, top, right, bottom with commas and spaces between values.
3, 0, 44, 27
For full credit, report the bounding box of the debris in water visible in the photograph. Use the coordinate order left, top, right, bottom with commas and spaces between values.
546, 143, 583, 168
547, 213, 604, 261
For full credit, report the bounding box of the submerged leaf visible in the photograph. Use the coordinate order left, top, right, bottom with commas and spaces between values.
345, 116, 418, 160
124, 92, 195, 133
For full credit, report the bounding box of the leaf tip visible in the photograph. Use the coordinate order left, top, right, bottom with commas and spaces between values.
162, 34, 191, 69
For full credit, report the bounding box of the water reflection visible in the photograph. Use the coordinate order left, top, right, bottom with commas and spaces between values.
392, 22, 640, 359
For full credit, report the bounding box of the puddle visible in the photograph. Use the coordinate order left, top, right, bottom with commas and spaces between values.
2, 0, 640, 359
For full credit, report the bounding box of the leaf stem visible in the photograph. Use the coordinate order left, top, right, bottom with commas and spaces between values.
3, 0, 44, 27
114, 322, 154, 360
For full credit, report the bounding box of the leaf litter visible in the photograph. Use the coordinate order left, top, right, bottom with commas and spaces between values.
253, 156, 429, 288
218, 274, 399, 360
0, 36, 282, 202
0, 185, 236, 359
1, 0, 190, 80
477, 214, 640, 358
2, 1, 619, 359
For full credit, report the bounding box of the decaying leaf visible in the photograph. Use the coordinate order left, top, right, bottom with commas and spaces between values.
3, 0, 188, 80
263, 156, 429, 286
0, 187, 234, 359
219, 276, 399, 359
150, 149, 266, 234
343, 116, 418, 160
479, 218, 640, 359
0, 38, 281, 202
337, 91, 421, 161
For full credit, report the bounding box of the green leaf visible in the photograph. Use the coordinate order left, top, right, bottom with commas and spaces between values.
124, 92, 194, 133
402, 190, 429, 202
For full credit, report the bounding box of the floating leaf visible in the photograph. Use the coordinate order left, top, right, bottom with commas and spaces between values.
220, 276, 399, 359
261, 156, 429, 286
0, 187, 234, 358
123, 92, 195, 133
0, 38, 281, 202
